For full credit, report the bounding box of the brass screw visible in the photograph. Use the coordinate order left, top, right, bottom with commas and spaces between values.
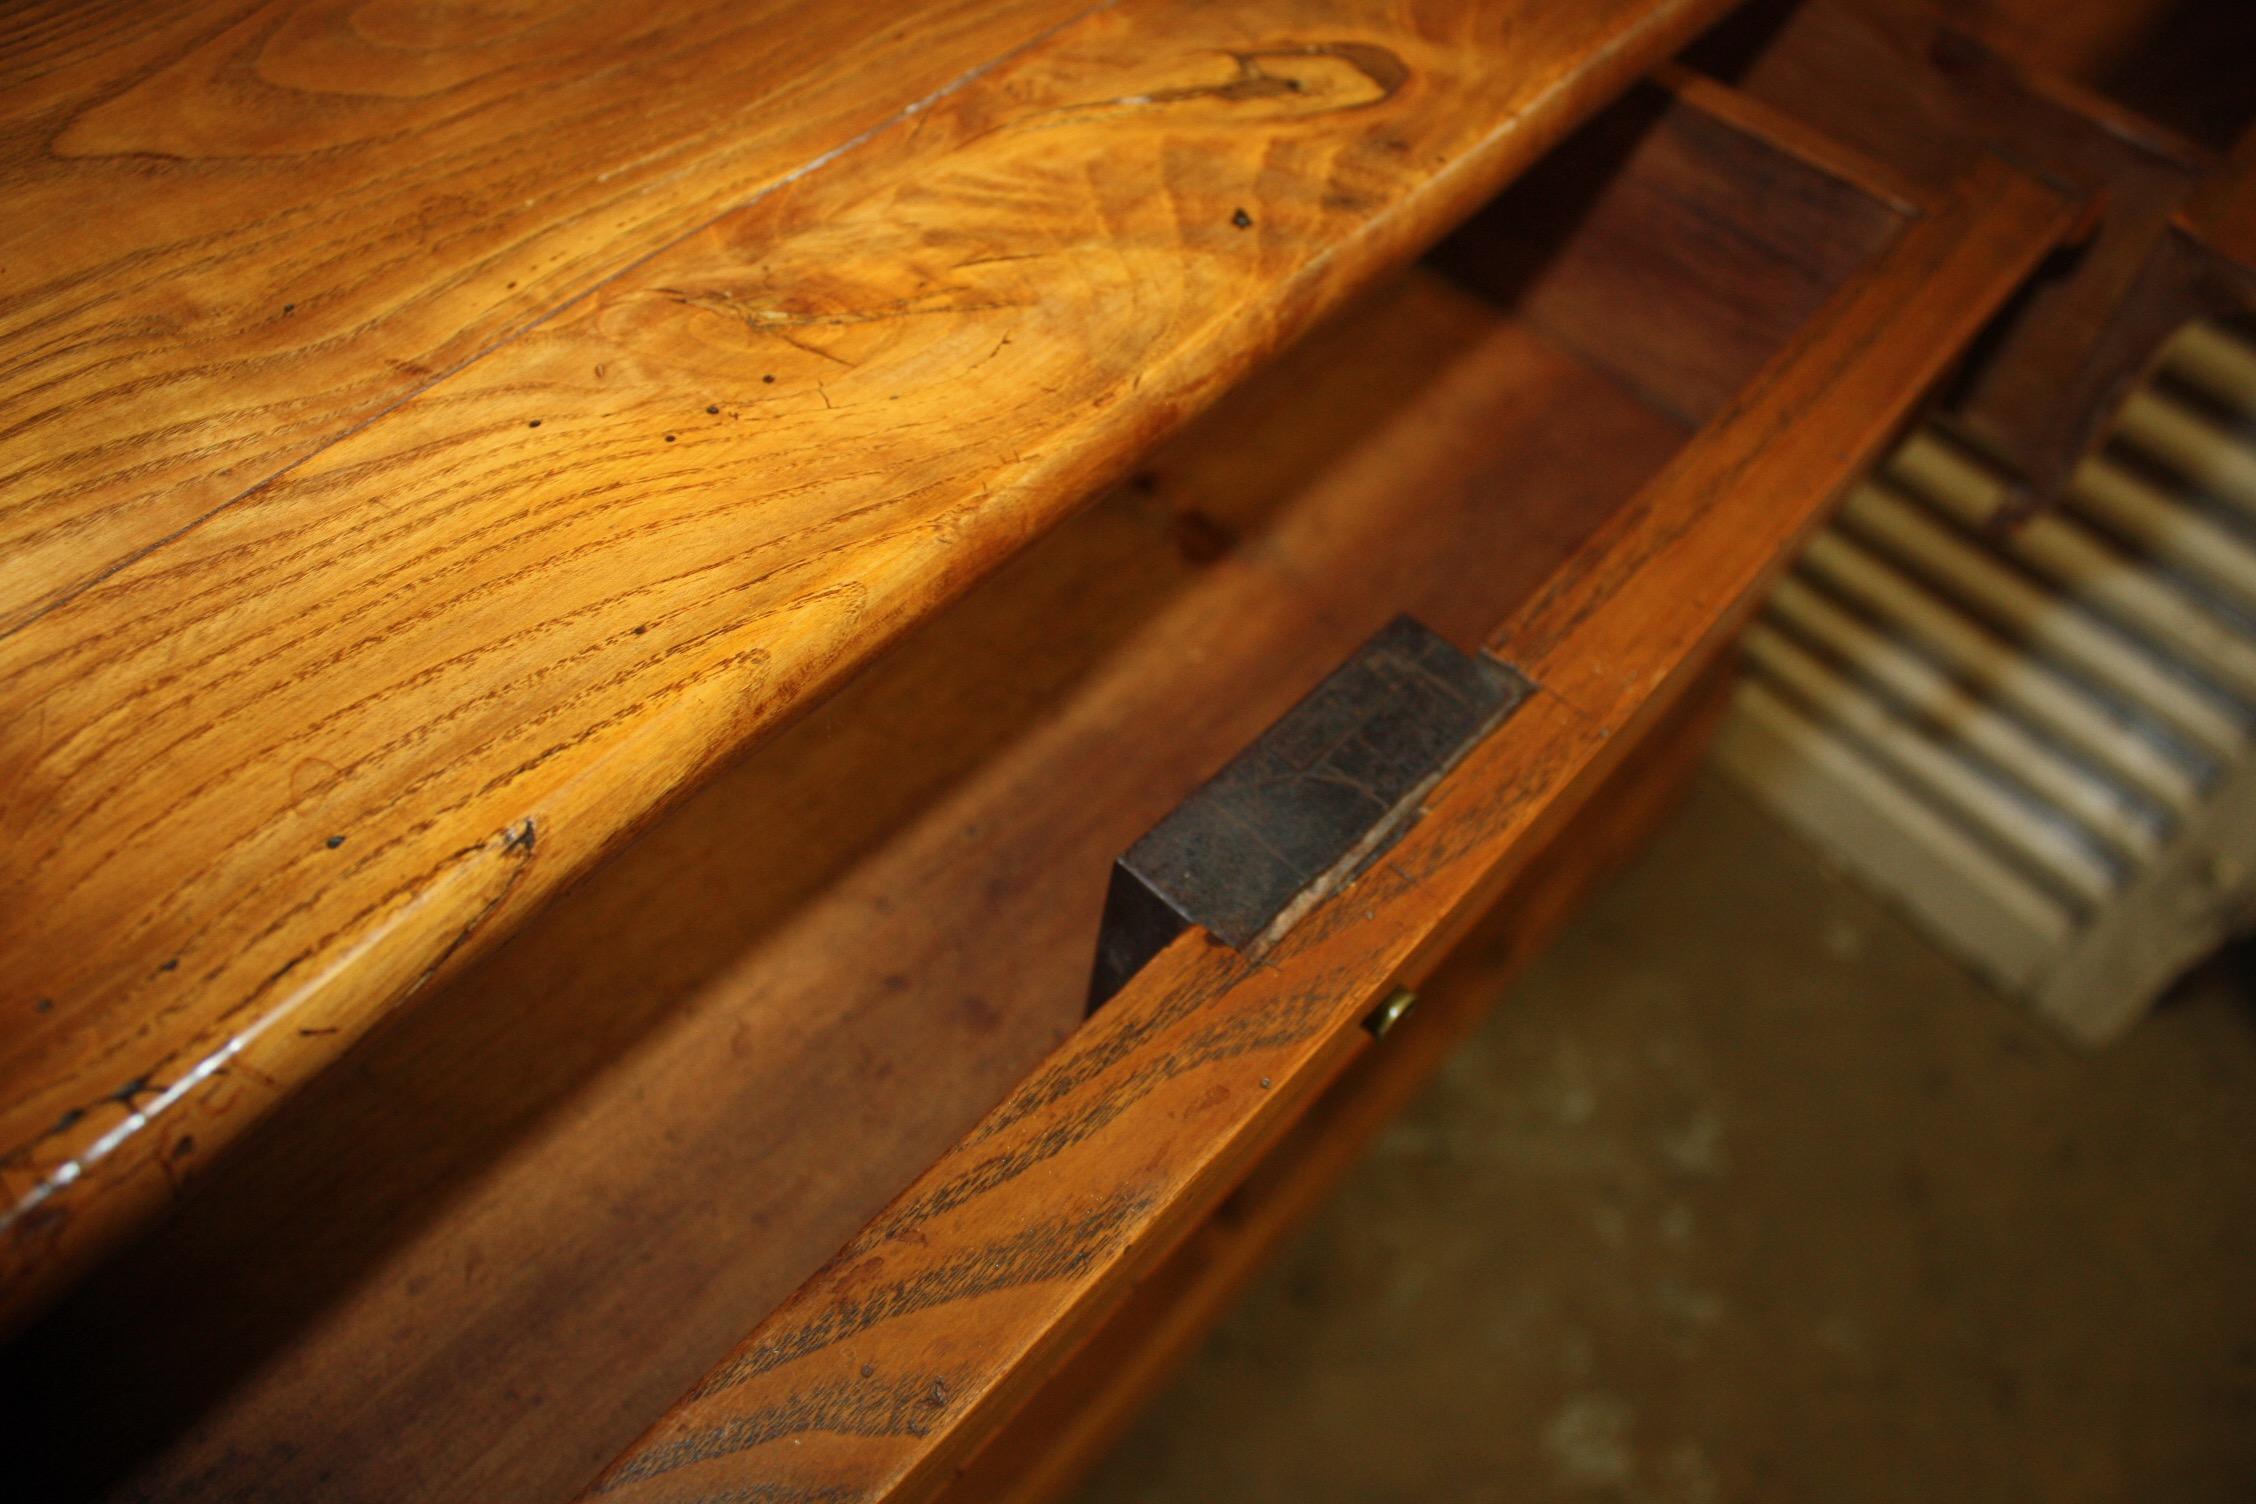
1364, 986, 1417, 1039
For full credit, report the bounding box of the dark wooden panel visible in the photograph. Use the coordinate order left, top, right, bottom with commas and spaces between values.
1432, 80, 1901, 426
1683, 0, 2203, 493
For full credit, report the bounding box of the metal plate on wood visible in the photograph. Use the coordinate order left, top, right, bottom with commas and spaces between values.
1088, 616, 1533, 1008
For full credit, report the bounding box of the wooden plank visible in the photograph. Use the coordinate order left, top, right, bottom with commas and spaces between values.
585, 690, 1617, 1504
0, 0, 1096, 632
13, 79, 1924, 1496
584, 156, 2074, 1504
0, 0, 1739, 1328
1650, 61, 1933, 216
931, 660, 1733, 1504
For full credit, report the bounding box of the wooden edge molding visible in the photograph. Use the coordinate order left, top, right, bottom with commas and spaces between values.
1654, 60, 1937, 217
579, 156, 2078, 1504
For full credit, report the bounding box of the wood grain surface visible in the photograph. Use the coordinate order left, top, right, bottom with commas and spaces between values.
0, 0, 1093, 631
931, 660, 1736, 1504
583, 154, 2074, 1504
1503, 156, 2075, 724
1, 70, 1962, 1499
1685, 0, 2196, 494
0, 272, 1688, 1504
0, 0, 1737, 1327
1430, 76, 1900, 426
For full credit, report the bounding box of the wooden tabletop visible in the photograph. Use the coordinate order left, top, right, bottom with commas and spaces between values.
0, 0, 1737, 1325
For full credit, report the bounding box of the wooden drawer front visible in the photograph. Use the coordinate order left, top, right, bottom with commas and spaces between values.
577, 90, 2074, 1504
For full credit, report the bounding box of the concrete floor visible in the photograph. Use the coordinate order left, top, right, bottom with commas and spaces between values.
1072, 775, 2256, 1503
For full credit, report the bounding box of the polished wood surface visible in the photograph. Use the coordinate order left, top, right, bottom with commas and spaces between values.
585, 152, 2074, 1504
0, 0, 1090, 632
0, 0, 1737, 1328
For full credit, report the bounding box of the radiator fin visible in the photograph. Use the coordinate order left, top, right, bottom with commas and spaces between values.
1718, 320, 2256, 1042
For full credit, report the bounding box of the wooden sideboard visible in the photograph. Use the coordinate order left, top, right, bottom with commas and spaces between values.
4, 0, 2242, 1498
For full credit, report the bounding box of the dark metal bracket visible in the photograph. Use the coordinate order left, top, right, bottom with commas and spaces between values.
1087, 615, 1535, 1010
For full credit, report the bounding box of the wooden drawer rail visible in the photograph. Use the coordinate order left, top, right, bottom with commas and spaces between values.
935, 657, 1738, 1504
584, 156, 2077, 1504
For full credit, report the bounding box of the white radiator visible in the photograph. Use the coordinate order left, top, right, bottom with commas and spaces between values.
1716, 321, 2256, 1043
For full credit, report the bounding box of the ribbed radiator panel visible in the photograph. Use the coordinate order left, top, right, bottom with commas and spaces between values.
1716, 320, 2256, 1042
